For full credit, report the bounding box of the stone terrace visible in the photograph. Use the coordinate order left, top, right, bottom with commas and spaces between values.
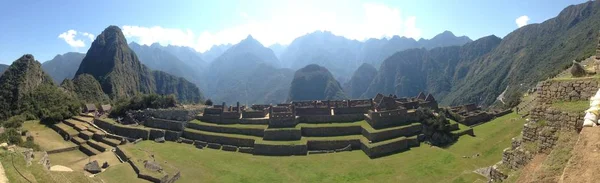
93, 93, 477, 159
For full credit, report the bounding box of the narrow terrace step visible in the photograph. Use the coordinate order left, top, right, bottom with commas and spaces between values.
78, 130, 94, 140
187, 120, 267, 137
70, 136, 86, 145
79, 144, 101, 156
361, 123, 422, 143
87, 140, 112, 152
360, 135, 420, 158
182, 128, 257, 147
100, 137, 122, 147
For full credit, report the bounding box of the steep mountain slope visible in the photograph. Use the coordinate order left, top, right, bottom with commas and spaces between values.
129, 42, 203, 88
443, 1, 600, 106
280, 31, 471, 79
280, 31, 362, 78
269, 43, 287, 60
161, 44, 207, 70
362, 35, 501, 102
75, 25, 203, 103
0, 64, 9, 74
216, 35, 280, 67
344, 63, 378, 98
0, 54, 54, 119
61, 74, 110, 104
289, 64, 347, 101
152, 70, 203, 104
204, 36, 290, 104
42, 52, 85, 83
418, 31, 472, 49
201, 44, 232, 63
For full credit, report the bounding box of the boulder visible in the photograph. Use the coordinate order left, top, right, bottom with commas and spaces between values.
570, 62, 586, 77
84, 160, 102, 174
154, 137, 165, 143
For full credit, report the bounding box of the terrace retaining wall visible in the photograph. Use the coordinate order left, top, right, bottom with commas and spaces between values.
362, 123, 422, 142
301, 125, 362, 137
306, 139, 361, 150
182, 130, 255, 147
253, 143, 307, 156
263, 129, 302, 141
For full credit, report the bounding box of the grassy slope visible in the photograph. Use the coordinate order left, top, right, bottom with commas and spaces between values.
110, 112, 524, 183
21, 120, 78, 151
0, 150, 101, 183
550, 100, 589, 113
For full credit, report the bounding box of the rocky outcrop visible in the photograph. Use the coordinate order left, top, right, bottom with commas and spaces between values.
570, 62, 586, 77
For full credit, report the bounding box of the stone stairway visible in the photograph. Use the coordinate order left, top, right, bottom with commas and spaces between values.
52, 116, 122, 157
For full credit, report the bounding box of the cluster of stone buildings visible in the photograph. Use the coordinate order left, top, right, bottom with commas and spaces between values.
87, 92, 479, 159
83, 103, 112, 116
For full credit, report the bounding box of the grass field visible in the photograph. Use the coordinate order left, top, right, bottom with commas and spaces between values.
21, 120, 78, 151
550, 100, 589, 113
105, 112, 525, 183
0, 149, 101, 183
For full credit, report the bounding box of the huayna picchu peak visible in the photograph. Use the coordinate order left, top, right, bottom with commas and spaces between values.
75, 25, 203, 103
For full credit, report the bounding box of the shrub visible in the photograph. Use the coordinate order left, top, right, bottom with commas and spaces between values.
2, 114, 26, 128
19, 84, 80, 123
110, 94, 178, 117
418, 108, 456, 146
205, 99, 213, 106
0, 128, 22, 145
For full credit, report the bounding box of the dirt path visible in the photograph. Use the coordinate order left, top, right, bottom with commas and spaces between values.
50, 165, 73, 172
515, 154, 548, 183
560, 127, 600, 183
0, 162, 7, 183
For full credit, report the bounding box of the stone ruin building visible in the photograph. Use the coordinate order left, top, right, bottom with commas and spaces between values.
91, 92, 484, 159
447, 103, 511, 126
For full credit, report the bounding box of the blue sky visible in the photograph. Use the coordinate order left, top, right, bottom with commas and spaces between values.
0, 0, 588, 64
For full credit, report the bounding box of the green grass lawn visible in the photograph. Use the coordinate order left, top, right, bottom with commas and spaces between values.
109, 112, 525, 183
550, 100, 589, 113
21, 120, 78, 151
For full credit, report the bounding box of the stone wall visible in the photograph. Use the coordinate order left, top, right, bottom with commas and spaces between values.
242, 110, 267, 118
301, 125, 362, 137
361, 137, 418, 158
297, 114, 364, 123
186, 122, 264, 137
295, 108, 331, 116
94, 119, 150, 140
502, 146, 534, 170
366, 109, 419, 129
362, 123, 422, 142
253, 143, 307, 156
149, 129, 165, 140
130, 108, 200, 121
263, 128, 302, 140
537, 79, 599, 104
164, 130, 182, 141
143, 118, 186, 131
306, 139, 361, 150
460, 112, 493, 126
182, 129, 255, 147
502, 105, 585, 170
333, 106, 372, 115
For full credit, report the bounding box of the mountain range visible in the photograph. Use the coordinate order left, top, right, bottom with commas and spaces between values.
23, 0, 600, 108
73, 25, 203, 103
42, 52, 85, 83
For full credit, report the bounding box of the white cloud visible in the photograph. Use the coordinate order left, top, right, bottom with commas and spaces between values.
81, 32, 95, 41
516, 15, 530, 28
58, 30, 85, 48
121, 3, 421, 53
